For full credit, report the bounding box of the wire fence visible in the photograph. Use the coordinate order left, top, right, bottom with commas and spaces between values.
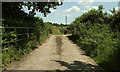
1, 26, 35, 51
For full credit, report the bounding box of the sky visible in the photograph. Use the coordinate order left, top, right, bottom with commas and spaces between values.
23, 0, 120, 24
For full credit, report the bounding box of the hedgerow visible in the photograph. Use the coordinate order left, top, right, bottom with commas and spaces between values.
2, 2, 62, 69
67, 5, 120, 71
2, 17, 60, 69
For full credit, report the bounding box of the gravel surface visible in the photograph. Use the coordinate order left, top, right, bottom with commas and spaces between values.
7, 35, 102, 72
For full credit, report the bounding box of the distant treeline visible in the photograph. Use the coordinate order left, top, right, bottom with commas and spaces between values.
47, 22, 68, 34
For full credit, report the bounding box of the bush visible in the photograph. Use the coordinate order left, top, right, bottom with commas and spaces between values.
68, 5, 120, 71
2, 17, 61, 68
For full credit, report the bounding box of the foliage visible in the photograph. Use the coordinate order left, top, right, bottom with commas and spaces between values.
2, 17, 61, 68
2, 2, 62, 69
2, 1, 62, 19
67, 5, 120, 71
109, 11, 120, 32
51, 23, 68, 34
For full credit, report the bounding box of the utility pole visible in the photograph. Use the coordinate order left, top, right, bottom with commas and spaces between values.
65, 15, 67, 25
118, 1, 120, 11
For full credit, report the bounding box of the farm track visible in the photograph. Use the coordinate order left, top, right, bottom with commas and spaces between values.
6, 35, 103, 72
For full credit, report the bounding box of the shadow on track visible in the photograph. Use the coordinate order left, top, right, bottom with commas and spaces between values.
55, 60, 104, 72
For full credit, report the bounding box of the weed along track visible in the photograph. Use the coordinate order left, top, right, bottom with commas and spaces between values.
56, 36, 63, 55
7, 35, 102, 71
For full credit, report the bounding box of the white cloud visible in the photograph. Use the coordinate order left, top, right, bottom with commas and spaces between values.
115, 7, 120, 11
115, 7, 118, 10
64, 14, 71, 16
78, 0, 94, 5
54, 21, 58, 23
84, 5, 91, 10
94, 0, 119, 2
30, 6, 34, 10
58, 0, 63, 4
56, 13, 60, 15
64, 0, 119, 2
49, 21, 53, 23
64, 6, 80, 12
50, 9, 56, 13
84, 6, 98, 10
78, 0, 95, 10
81, 10, 88, 13
67, 14, 71, 17
91, 6, 98, 10
22, 5, 28, 9
62, 14, 71, 17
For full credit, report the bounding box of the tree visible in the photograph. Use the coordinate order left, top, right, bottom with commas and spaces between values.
109, 8, 116, 14
98, 5, 104, 12
23, 2, 63, 16
2, 1, 63, 19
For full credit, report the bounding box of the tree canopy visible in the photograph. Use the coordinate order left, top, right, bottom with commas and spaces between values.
2, 1, 63, 19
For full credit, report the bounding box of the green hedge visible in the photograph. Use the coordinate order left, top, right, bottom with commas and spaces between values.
2, 17, 60, 69
67, 5, 120, 71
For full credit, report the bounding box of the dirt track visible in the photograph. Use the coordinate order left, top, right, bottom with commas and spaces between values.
7, 35, 102, 71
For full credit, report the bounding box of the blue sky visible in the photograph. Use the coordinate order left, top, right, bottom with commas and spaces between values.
23, 0, 120, 24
